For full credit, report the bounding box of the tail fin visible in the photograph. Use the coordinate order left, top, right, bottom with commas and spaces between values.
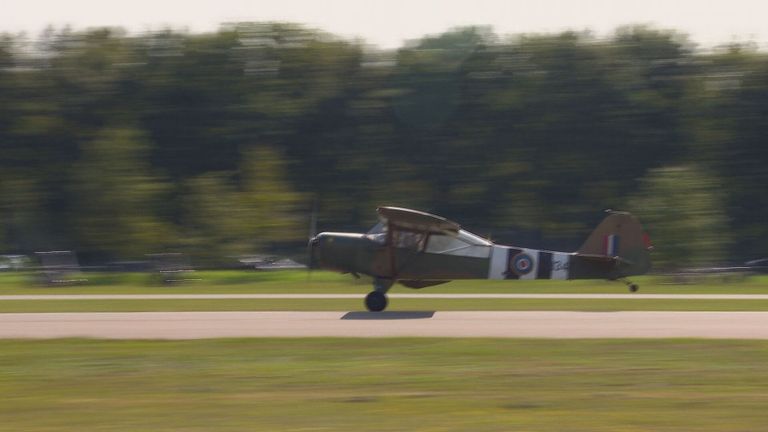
578, 211, 652, 276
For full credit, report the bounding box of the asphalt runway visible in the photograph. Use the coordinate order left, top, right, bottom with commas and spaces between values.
4, 311, 768, 339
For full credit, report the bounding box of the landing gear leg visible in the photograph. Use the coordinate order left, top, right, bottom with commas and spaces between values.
621, 279, 639, 293
365, 278, 394, 312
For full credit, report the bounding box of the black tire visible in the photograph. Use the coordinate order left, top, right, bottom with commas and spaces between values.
629, 283, 639, 293
365, 291, 388, 312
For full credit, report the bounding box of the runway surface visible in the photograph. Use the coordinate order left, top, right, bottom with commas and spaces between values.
4, 311, 768, 339
4, 293, 768, 300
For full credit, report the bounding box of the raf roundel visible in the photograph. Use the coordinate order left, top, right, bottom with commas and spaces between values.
511, 252, 534, 276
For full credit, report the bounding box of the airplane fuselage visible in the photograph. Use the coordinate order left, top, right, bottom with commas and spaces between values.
309, 207, 651, 311
310, 231, 642, 283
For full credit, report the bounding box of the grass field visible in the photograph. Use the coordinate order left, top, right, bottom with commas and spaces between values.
1, 338, 768, 431
4, 273, 768, 431
4, 271, 768, 312
2, 270, 768, 294
0, 271, 768, 313
7, 298, 768, 313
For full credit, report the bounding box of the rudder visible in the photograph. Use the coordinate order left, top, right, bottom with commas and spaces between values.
578, 211, 651, 277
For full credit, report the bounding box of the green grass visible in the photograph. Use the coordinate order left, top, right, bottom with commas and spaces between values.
0, 270, 356, 293
2, 338, 768, 431
7, 298, 768, 313
3, 271, 768, 295
4, 271, 768, 312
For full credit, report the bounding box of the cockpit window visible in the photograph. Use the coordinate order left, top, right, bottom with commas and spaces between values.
425, 234, 471, 254
457, 230, 493, 246
363, 221, 490, 254
425, 231, 491, 258
366, 222, 386, 235
393, 231, 426, 251
364, 222, 387, 244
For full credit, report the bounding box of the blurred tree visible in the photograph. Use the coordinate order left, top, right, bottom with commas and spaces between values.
181, 172, 247, 261
703, 55, 768, 260
141, 29, 248, 178
629, 165, 730, 269
0, 173, 47, 251
181, 146, 303, 262
2, 23, 767, 268
71, 127, 174, 259
239, 146, 305, 247
416, 29, 685, 237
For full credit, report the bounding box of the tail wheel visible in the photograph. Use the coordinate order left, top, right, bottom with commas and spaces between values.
365, 291, 388, 312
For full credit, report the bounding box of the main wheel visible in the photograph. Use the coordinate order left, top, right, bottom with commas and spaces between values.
629, 283, 639, 293
365, 291, 388, 312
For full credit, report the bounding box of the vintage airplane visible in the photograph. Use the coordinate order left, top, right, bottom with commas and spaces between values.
309, 207, 652, 311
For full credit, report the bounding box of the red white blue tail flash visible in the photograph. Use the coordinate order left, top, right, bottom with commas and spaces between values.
604, 234, 619, 257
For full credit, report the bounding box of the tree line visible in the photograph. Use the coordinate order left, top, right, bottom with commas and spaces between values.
0, 23, 766, 269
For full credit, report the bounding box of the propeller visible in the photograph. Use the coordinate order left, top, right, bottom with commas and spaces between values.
306, 198, 318, 279
309, 199, 318, 242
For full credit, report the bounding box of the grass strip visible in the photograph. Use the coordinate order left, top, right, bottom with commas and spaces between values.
1, 338, 768, 431
5, 298, 768, 312
3, 273, 768, 295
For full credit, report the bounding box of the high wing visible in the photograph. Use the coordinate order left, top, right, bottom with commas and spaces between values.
377, 206, 460, 235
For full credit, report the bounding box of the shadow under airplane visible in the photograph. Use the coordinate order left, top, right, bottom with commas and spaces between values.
341, 311, 436, 320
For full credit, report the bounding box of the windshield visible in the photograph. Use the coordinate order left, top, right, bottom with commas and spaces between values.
364, 222, 387, 244
366, 222, 386, 235
457, 230, 493, 246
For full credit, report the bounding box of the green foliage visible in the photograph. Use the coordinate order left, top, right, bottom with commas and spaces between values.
629, 165, 730, 269
0, 173, 46, 250
0, 24, 766, 267
240, 147, 304, 244
181, 146, 304, 263
182, 172, 247, 259
71, 127, 174, 258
